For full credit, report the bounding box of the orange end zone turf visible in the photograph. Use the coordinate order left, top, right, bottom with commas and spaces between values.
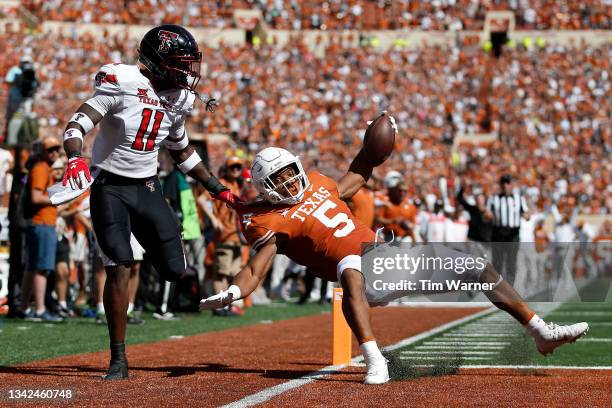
332, 288, 352, 365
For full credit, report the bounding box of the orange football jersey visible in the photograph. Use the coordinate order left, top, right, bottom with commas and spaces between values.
238, 172, 375, 281
377, 198, 417, 238
350, 187, 375, 229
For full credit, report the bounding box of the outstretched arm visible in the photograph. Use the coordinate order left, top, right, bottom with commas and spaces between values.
337, 149, 374, 201
167, 146, 233, 201
199, 237, 278, 310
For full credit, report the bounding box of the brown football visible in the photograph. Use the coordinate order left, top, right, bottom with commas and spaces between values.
362, 112, 396, 166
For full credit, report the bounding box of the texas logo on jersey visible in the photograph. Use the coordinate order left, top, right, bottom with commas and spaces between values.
238, 172, 376, 281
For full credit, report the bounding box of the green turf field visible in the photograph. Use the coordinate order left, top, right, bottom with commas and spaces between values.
0, 302, 330, 366
393, 279, 612, 369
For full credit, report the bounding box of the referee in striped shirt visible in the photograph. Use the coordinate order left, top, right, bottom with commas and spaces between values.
487, 175, 529, 285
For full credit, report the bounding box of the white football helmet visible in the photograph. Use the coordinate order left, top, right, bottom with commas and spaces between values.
251, 147, 309, 205
383, 170, 403, 189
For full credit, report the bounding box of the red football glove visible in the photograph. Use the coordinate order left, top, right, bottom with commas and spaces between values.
62, 156, 91, 190
215, 189, 241, 208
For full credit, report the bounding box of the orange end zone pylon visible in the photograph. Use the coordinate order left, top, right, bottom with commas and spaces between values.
332, 287, 352, 365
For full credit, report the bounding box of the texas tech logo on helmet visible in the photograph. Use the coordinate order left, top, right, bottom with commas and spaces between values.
158, 30, 179, 53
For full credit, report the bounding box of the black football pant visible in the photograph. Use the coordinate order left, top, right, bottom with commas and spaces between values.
90, 170, 185, 282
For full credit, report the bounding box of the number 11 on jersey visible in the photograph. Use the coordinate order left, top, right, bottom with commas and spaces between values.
132, 108, 164, 151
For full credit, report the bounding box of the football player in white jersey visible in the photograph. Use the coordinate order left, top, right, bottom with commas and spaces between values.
60, 25, 237, 380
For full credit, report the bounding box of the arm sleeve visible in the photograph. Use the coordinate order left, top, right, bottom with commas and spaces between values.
5, 67, 19, 83
30, 164, 48, 193
163, 116, 189, 150
85, 64, 123, 116
520, 196, 528, 214
456, 187, 475, 211
84, 93, 122, 117
248, 226, 275, 250
239, 213, 276, 251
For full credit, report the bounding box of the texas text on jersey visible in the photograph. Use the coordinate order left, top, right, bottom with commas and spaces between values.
86, 63, 196, 179
237, 172, 376, 281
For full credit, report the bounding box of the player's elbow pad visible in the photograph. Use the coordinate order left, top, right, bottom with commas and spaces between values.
177, 150, 202, 174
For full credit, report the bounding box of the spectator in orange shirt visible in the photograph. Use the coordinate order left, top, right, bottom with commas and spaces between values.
376, 171, 416, 242
211, 156, 244, 316
19, 137, 63, 322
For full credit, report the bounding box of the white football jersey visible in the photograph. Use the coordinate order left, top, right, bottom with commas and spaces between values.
85, 63, 195, 178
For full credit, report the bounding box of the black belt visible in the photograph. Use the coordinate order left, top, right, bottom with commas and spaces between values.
93, 168, 157, 186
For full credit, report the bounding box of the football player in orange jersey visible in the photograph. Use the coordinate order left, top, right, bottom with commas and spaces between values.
200, 142, 588, 385
375, 170, 417, 242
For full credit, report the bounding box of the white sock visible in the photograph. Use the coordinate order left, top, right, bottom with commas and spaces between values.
360, 340, 385, 365
97, 303, 105, 313
127, 303, 134, 314
524, 314, 546, 336
59, 301, 67, 309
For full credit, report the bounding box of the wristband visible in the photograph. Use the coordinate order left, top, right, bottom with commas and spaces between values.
227, 285, 242, 300
69, 112, 95, 133
204, 176, 228, 196
63, 128, 84, 142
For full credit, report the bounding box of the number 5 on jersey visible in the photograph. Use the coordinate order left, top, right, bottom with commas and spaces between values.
132, 108, 164, 151
313, 199, 355, 238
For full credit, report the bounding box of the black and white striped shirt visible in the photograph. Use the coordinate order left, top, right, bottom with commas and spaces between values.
487, 192, 528, 229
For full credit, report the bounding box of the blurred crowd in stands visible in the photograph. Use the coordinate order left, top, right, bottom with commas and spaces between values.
0, 4, 610, 320
20, 0, 612, 30
1, 30, 609, 215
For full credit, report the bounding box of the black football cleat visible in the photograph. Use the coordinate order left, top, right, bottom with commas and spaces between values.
102, 360, 128, 380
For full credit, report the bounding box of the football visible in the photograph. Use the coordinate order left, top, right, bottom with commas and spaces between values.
362, 112, 397, 166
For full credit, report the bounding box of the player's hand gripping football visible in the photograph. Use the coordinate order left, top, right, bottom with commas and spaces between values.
62, 156, 92, 190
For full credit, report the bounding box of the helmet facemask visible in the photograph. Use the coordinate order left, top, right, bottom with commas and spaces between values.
260, 162, 309, 205
162, 53, 202, 92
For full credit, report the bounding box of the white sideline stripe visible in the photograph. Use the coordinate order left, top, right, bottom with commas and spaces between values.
402, 350, 499, 355
550, 311, 611, 316
400, 356, 492, 360
453, 330, 516, 334
456, 365, 612, 370
581, 338, 612, 342
442, 333, 520, 338
415, 346, 505, 350
424, 341, 511, 346
220, 307, 496, 408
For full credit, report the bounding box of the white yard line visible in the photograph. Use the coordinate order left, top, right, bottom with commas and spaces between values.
442, 333, 521, 337
550, 311, 611, 316
456, 365, 612, 370
414, 345, 506, 350
220, 307, 495, 408
400, 356, 493, 360
401, 350, 499, 355
580, 338, 612, 342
